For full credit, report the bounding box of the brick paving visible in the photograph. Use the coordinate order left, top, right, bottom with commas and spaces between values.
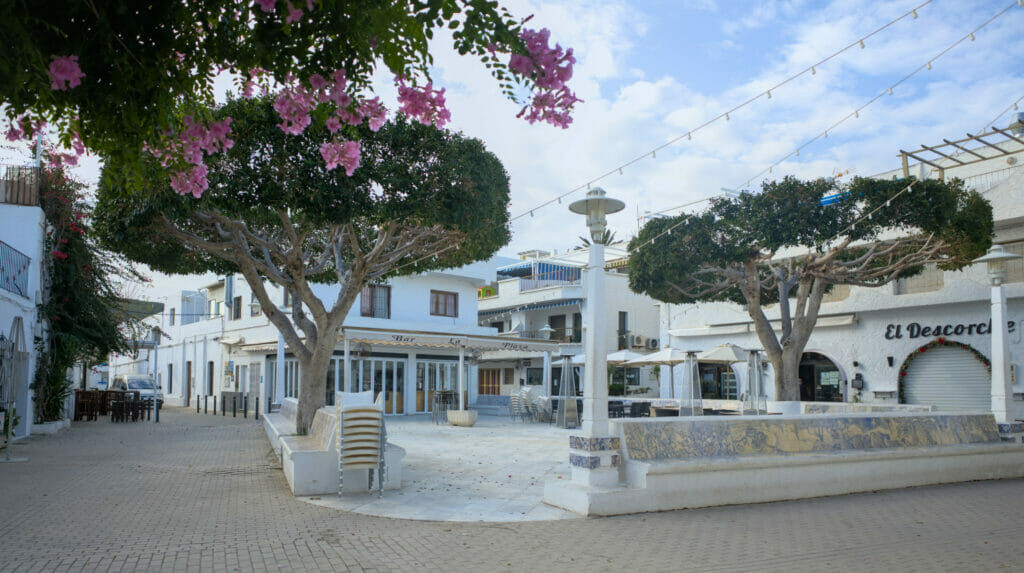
1, 406, 1022, 572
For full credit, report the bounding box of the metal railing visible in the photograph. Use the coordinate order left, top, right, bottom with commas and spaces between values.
0, 240, 31, 297
498, 327, 581, 343
518, 277, 581, 292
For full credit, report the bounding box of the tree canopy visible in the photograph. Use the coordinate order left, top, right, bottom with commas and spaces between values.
1, 0, 578, 189
93, 94, 512, 430
628, 175, 993, 400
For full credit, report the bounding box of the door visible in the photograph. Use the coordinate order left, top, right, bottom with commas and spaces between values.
902, 345, 991, 411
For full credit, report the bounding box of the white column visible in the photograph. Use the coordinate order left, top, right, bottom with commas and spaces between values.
991, 284, 1013, 423
458, 345, 466, 410
543, 351, 552, 396
276, 333, 286, 404
582, 242, 609, 436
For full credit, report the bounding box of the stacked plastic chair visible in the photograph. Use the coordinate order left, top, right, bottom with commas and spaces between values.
338, 392, 387, 498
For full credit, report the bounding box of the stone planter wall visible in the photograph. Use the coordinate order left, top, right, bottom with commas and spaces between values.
447, 409, 478, 427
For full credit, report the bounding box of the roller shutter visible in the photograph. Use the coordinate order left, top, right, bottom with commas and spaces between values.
901, 346, 990, 412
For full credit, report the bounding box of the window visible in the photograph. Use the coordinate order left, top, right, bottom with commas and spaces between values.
611, 367, 641, 386
361, 284, 391, 318
549, 314, 566, 341
491, 321, 505, 333
1002, 242, 1024, 283
895, 264, 944, 295
479, 369, 501, 395
430, 290, 458, 317
618, 311, 629, 350
169, 308, 175, 326
231, 295, 242, 320
572, 312, 582, 343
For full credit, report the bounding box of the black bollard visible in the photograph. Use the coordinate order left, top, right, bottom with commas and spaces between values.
232, 396, 237, 418
255, 397, 259, 421
243, 395, 248, 419
197, 395, 200, 413
221, 395, 225, 416
204, 395, 208, 414
213, 395, 217, 416
155, 397, 159, 423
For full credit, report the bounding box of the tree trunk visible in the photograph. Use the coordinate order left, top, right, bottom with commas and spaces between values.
775, 347, 802, 401
295, 335, 336, 433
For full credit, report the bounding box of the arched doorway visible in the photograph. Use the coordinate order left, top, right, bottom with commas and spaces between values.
798, 352, 843, 402
899, 339, 990, 412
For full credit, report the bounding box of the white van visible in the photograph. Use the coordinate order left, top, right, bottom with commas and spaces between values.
110, 374, 163, 407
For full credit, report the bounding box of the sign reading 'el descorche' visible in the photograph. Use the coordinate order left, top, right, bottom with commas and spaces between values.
884, 320, 1016, 340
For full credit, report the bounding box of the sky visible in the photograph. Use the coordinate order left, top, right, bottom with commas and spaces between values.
8, 0, 1024, 293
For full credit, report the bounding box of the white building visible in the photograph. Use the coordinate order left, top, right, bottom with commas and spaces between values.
110, 257, 559, 416
661, 117, 1024, 420
0, 164, 44, 439
476, 246, 662, 399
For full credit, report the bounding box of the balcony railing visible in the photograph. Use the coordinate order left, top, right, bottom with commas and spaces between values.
498, 327, 581, 343
518, 277, 581, 292
0, 239, 31, 297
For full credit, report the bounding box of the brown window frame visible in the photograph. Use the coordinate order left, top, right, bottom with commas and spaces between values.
231, 295, 242, 320
429, 290, 459, 318
361, 284, 391, 318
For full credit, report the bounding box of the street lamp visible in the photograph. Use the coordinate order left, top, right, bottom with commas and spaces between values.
538, 323, 556, 340
569, 187, 624, 437
973, 245, 1022, 423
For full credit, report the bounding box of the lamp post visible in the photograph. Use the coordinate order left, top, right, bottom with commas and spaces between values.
973, 245, 1021, 424
569, 187, 624, 437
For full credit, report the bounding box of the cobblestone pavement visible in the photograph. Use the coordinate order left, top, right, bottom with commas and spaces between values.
1, 407, 1022, 572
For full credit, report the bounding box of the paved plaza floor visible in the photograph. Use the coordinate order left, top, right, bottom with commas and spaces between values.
310, 414, 577, 521
1, 406, 1023, 572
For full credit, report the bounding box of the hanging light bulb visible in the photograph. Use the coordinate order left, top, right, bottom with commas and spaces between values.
725, 112, 730, 121
810, 66, 816, 75
766, 90, 772, 99
859, 39, 866, 49
912, 9, 918, 18
652, 150, 657, 159
824, 130, 829, 138
795, 149, 800, 157
969, 32, 975, 41
686, 132, 692, 140
557, 197, 562, 204
926, 61, 932, 70
529, 210, 534, 218
886, 200, 891, 208
854, 110, 860, 118
888, 87, 894, 95
618, 168, 623, 175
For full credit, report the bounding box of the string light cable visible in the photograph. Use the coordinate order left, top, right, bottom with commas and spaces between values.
979, 93, 1024, 133
507, 0, 938, 224
734, 0, 1022, 192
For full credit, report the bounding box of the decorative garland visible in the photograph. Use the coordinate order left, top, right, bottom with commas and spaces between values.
898, 338, 991, 403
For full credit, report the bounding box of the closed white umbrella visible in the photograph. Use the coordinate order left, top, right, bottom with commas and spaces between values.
696, 343, 749, 364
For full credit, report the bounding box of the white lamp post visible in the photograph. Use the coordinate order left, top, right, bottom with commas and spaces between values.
973, 245, 1021, 423
569, 187, 625, 437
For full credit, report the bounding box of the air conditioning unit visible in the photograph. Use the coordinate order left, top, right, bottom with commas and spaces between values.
647, 338, 660, 350
630, 335, 645, 347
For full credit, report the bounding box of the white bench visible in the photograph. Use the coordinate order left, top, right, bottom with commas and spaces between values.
263, 398, 298, 455
277, 401, 406, 496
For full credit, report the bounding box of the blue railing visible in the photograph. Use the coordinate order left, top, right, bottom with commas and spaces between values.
0, 240, 31, 297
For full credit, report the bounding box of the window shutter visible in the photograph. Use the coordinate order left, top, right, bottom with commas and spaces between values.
361, 285, 372, 316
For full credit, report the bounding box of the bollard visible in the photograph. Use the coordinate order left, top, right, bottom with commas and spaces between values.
232, 396, 237, 418
222, 395, 225, 416
197, 395, 200, 414
243, 395, 248, 419
155, 397, 159, 423
204, 395, 208, 415
255, 397, 259, 421
213, 395, 217, 416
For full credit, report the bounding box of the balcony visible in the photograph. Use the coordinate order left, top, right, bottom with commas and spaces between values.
1, 164, 40, 207
498, 327, 581, 343
0, 239, 31, 297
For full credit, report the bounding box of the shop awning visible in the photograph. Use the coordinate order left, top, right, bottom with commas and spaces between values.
478, 298, 583, 319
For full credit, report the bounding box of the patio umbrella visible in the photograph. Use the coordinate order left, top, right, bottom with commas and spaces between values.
605, 349, 646, 364
625, 347, 690, 401
696, 343, 749, 364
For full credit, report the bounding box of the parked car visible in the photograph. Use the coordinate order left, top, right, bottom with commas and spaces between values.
111, 375, 163, 408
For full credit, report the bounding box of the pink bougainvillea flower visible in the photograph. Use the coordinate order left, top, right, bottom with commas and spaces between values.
274, 86, 316, 135
48, 55, 86, 90
169, 164, 210, 198
396, 77, 451, 128
308, 73, 327, 92
285, 1, 303, 23
509, 28, 580, 129
325, 116, 342, 133
319, 139, 361, 175
52, 250, 69, 260
254, 0, 276, 12
358, 97, 388, 132
5, 122, 23, 142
